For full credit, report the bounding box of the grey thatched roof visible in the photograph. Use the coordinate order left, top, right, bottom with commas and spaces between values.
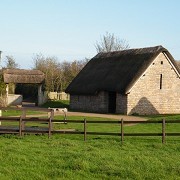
66, 45, 180, 95
3, 69, 45, 84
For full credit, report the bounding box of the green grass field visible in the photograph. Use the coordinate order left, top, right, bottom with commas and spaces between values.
0, 102, 179, 179
41, 100, 69, 109
0, 133, 179, 180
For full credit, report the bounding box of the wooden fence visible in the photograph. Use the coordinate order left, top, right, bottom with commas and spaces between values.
0, 108, 179, 144
51, 119, 180, 144
0, 107, 54, 138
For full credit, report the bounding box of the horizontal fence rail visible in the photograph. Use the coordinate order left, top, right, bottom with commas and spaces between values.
0, 118, 179, 143
0, 107, 54, 138
51, 119, 180, 143
52, 119, 180, 123
0, 107, 53, 112
0, 107, 179, 143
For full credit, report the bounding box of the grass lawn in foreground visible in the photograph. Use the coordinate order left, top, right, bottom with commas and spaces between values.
0, 114, 179, 179
0, 134, 179, 180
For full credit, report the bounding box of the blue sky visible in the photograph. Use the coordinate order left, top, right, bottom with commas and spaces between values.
0, 0, 180, 69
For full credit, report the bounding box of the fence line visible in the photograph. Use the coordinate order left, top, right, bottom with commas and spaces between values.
0, 107, 54, 138
51, 119, 180, 144
0, 112, 179, 143
0, 116, 180, 143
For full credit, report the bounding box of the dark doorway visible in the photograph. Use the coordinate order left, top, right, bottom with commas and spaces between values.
15, 84, 38, 106
108, 91, 116, 113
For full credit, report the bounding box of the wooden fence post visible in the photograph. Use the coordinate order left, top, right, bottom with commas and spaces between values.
0, 110, 2, 126
48, 117, 51, 138
64, 112, 67, 124
162, 119, 166, 144
19, 116, 22, 136
121, 119, 124, 144
48, 110, 54, 138
21, 109, 26, 136
84, 119, 87, 141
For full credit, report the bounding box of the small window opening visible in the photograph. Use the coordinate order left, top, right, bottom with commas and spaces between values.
160, 74, 162, 89
161, 61, 163, 65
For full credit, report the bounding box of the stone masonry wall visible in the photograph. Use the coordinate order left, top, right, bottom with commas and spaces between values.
127, 52, 180, 115
70, 91, 109, 113
116, 94, 127, 114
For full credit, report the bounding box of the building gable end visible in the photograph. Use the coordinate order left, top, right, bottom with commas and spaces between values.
126, 52, 179, 94
126, 53, 160, 94
163, 52, 180, 78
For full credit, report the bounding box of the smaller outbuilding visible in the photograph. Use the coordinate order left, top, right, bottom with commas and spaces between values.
66, 46, 180, 115
2, 68, 46, 106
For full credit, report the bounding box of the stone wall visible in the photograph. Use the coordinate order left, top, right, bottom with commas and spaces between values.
70, 91, 108, 113
7, 94, 23, 106
38, 91, 48, 106
116, 94, 127, 114
127, 52, 180, 115
48, 92, 70, 100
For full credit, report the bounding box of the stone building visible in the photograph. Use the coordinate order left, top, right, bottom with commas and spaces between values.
66, 46, 180, 115
2, 69, 46, 106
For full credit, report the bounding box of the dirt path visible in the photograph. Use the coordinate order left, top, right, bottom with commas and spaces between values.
24, 110, 146, 121
66, 111, 146, 121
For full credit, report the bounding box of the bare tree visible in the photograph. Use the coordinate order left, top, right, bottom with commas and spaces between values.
62, 58, 89, 90
4, 56, 19, 94
95, 32, 130, 53
33, 54, 60, 92
5, 56, 19, 69
33, 54, 88, 92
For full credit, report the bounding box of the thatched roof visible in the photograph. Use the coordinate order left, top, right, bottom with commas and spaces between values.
176, 60, 180, 69
3, 69, 45, 84
66, 45, 180, 95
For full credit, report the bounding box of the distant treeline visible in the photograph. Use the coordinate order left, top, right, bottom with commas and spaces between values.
33, 54, 89, 92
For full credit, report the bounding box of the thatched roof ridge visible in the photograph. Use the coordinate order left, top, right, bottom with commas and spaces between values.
3, 69, 45, 84
66, 45, 179, 95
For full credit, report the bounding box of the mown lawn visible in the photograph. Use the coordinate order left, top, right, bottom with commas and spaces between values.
0, 134, 179, 179
2, 109, 47, 117
0, 111, 179, 179
41, 100, 69, 109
